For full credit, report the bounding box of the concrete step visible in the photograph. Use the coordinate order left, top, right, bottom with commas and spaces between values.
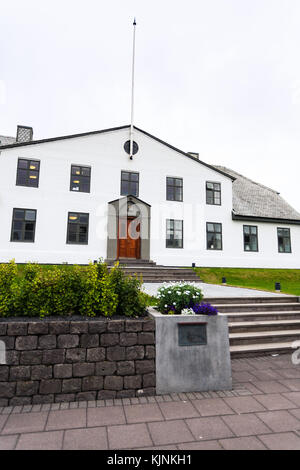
230, 341, 296, 358
228, 319, 300, 333
216, 302, 300, 313
206, 296, 297, 304
229, 329, 300, 346
223, 311, 300, 322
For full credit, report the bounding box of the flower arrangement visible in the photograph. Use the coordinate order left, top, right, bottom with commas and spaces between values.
157, 282, 203, 314
156, 283, 218, 316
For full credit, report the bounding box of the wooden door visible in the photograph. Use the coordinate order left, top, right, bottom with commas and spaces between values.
118, 217, 141, 259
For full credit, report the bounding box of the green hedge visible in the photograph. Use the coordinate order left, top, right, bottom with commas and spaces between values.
0, 260, 147, 318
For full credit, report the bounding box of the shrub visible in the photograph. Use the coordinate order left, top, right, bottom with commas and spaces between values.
0, 260, 146, 318
157, 283, 203, 314
0, 260, 18, 316
109, 262, 147, 317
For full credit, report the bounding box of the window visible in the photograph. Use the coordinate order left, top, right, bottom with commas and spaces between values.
206, 223, 222, 250
206, 182, 221, 205
166, 177, 183, 201
11, 209, 37, 242
67, 212, 89, 244
277, 228, 291, 253
121, 171, 139, 197
16, 159, 40, 188
243, 225, 258, 252
166, 219, 183, 248
70, 165, 91, 193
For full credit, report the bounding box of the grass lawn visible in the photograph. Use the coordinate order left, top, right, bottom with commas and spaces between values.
194, 267, 300, 296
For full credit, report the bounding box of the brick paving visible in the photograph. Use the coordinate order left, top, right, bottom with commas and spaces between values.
0, 354, 300, 450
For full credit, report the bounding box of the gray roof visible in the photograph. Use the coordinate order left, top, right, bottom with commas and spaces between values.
214, 165, 300, 222
0, 135, 16, 146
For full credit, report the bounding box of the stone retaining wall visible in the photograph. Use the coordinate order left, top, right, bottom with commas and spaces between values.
0, 316, 155, 406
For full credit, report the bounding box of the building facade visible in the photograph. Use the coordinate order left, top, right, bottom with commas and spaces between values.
0, 125, 300, 268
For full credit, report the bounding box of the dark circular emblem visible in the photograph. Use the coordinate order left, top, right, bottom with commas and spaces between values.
124, 140, 139, 155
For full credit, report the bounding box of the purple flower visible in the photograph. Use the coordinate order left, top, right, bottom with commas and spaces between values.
192, 302, 218, 316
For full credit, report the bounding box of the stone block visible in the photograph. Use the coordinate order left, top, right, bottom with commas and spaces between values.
119, 332, 137, 346
48, 322, 70, 334
73, 362, 95, 377
143, 373, 156, 388
57, 334, 79, 349
143, 318, 155, 332
136, 360, 155, 374
28, 322, 49, 335
32, 394, 54, 404
65, 349, 86, 363
82, 376, 104, 391
1, 336, 15, 350
62, 378, 82, 393
124, 375, 142, 390
10, 366, 31, 381
0, 323, 7, 335
6, 351, 20, 366
53, 364, 72, 379
15, 336, 38, 351
10, 396, 32, 406
126, 346, 145, 360
116, 389, 136, 398
39, 379, 62, 394
0, 382, 16, 398
104, 376, 123, 391
54, 393, 75, 403
107, 346, 125, 361
42, 349, 65, 365
145, 345, 155, 359
86, 347, 105, 362
100, 333, 119, 347
20, 350, 42, 365
76, 391, 97, 401
70, 322, 89, 334
38, 335, 57, 349
107, 320, 124, 333
0, 366, 9, 381
125, 320, 143, 332
117, 361, 135, 376
138, 332, 155, 345
31, 365, 53, 380
97, 390, 116, 400
95, 361, 117, 376
16, 381, 39, 396
80, 334, 99, 348
88, 322, 107, 334
7, 323, 28, 336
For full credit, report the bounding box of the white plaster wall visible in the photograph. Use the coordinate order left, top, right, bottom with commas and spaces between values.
0, 127, 299, 268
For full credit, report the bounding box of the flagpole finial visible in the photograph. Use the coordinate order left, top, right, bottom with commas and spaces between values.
133, 18, 136, 26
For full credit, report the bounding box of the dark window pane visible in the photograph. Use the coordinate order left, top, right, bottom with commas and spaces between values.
16, 159, 40, 188
206, 182, 221, 205
166, 177, 183, 201
11, 209, 36, 242
18, 159, 29, 169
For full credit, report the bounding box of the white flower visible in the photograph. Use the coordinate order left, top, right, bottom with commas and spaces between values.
165, 304, 168, 308
173, 302, 176, 305
181, 308, 195, 316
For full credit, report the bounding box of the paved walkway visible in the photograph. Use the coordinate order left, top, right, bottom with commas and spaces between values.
0, 354, 300, 450
143, 282, 291, 298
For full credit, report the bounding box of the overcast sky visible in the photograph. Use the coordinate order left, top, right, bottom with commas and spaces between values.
1, 0, 300, 211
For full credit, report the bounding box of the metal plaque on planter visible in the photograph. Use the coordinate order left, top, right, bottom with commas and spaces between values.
178, 322, 207, 346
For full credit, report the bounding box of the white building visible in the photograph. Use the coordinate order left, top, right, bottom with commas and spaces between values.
0, 124, 300, 268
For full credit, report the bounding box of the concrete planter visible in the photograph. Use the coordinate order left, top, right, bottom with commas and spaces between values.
149, 308, 232, 394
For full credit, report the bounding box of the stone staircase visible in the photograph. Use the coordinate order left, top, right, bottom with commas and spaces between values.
106, 260, 202, 283
206, 296, 300, 358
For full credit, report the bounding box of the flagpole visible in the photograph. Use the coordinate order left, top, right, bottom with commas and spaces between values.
130, 18, 136, 159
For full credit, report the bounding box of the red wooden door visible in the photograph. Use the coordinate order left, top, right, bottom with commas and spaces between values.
118, 217, 141, 259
